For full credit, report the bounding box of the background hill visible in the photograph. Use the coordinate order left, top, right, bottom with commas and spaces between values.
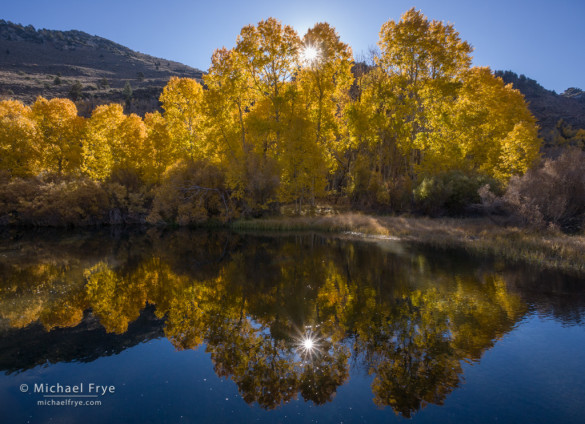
0, 20, 203, 115
495, 71, 585, 149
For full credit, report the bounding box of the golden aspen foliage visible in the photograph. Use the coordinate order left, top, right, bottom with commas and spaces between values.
297, 22, 354, 171
83, 103, 125, 180
346, 9, 540, 211
235, 17, 300, 99
204, 47, 255, 200
287, 23, 355, 203
84, 104, 148, 180
347, 66, 401, 192
460, 68, 540, 181
0, 13, 546, 223
376, 8, 473, 175
115, 112, 148, 175
31, 97, 84, 175
143, 111, 178, 184
160, 77, 205, 161
0, 100, 39, 177
234, 17, 301, 153
378, 8, 472, 84
345, 8, 473, 208
496, 122, 540, 181
204, 18, 303, 211
277, 88, 327, 208
204, 47, 254, 156
420, 67, 540, 181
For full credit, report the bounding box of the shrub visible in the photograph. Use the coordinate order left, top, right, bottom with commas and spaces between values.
103, 169, 152, 224
237, 152, 280, 216
503, 148, 585, 232
348, 158, 412, 213
148, 160, 231, 225
414, 171, 502, 216
0, 176, 109, 226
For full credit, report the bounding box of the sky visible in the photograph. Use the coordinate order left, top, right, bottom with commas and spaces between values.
2, 0, 584, 92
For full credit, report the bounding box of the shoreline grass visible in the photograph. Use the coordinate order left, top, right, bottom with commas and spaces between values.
230, 213, 585, 274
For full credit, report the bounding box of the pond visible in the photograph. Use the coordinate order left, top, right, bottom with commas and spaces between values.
0, 229, 584, 423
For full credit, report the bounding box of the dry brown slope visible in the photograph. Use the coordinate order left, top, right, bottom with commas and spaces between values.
0, 20, 203, 115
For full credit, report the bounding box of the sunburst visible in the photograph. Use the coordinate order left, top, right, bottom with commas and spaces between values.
295, 329, 322, 359
299, 44, 321, 66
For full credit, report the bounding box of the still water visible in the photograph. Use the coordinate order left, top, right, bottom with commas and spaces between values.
0, 229, 584, 423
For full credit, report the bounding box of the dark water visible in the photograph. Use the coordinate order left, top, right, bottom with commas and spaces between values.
0, 229, 584, 424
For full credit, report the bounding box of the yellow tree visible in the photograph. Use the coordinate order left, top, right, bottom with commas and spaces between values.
83, 103, 125, 180
376, 8, 472, 177
0, 100, 39, 177
205, 47, 254, 156
346, 9, 477, 208
277, 86, 325, 210
234, 17, 300, 156
346, 62, 416, 207
204, 47, 254, 200
83, 104, 148, 180
143, 111, 178, 183
160, 77, 205, 162
297, 23, 354, 186
31, 97, 84, 175
419, 67, 541, 181
204, 18, 302, 211
116, 112, 148, 175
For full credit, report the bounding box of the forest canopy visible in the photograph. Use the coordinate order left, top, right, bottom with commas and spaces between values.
0, 9, 542, 225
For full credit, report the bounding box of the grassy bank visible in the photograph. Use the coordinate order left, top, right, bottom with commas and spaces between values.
231, 214, 585, 274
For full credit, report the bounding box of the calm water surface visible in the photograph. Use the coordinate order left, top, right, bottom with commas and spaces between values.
0, 229, 584, 423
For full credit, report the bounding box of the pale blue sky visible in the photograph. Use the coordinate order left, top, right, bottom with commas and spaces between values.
3, 0, 584, 92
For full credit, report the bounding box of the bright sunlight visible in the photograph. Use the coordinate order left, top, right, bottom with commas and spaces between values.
299, 44, 320, 65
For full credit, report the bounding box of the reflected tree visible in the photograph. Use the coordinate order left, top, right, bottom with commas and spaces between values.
0, 230, 533, 416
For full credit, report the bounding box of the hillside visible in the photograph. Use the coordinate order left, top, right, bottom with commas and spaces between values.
0, 20, 203, 115
495, 71, 585, 148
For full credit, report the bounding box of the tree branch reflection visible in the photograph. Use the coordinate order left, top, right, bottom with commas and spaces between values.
0, 230, 547, 416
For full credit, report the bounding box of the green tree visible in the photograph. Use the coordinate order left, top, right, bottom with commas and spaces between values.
123, 81, 133, 107
97, 77, 109, 89
69, 81, 83, 101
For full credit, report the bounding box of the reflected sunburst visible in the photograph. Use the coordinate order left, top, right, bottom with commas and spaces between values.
295, 328, 322, 359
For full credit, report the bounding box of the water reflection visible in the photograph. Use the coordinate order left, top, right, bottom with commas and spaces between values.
0, 229, 582, 417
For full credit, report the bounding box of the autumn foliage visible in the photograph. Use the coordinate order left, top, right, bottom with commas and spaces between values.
0, 9, 544, 226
